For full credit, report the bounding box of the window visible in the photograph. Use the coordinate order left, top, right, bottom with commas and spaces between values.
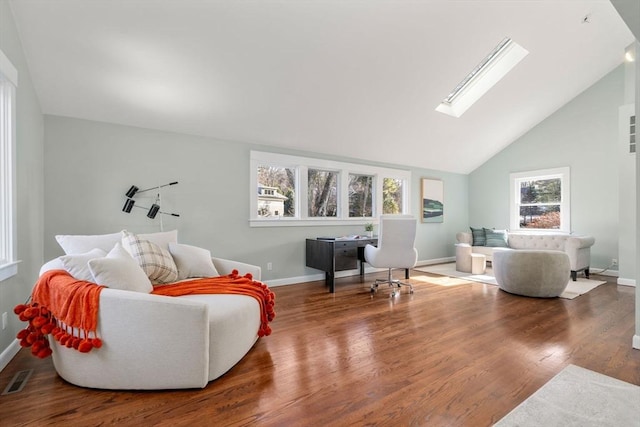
382, 178, 403, 214
348, 174, 373, 217
435, 37, 528, 118
250, 151, 411, 226
308, 169, 337, 217
0, 48, 18, 281
510, 167, 570, 233
257, 165, 295, 218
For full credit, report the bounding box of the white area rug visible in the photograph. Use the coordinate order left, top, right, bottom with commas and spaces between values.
414, 262, 606, 299
493, 364, 640, 427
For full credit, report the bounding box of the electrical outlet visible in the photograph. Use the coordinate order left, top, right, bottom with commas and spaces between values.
267, 262, 273, 271
612, 258, 618, 266
2, 312, 7, 330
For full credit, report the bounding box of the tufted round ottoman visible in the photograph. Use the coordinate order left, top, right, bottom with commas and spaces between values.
493, 250, 570, 298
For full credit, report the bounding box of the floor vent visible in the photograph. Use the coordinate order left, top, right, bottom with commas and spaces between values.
2, 369, 33, 395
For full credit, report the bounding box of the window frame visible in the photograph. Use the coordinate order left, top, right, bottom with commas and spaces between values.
250, 151, 411, 227
509, 167, 570, 233
0, 48, 18, 281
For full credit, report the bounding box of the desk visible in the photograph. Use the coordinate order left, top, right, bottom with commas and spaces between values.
305, 237, 377, 293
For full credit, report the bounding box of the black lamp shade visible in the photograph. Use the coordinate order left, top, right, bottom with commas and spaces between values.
147, 204, 160, 219
125, 185, 139, 198
122, 199, 135, 213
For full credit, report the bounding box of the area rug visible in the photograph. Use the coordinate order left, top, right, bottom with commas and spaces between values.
493, 364, 640, 426
414, 262, 606, 299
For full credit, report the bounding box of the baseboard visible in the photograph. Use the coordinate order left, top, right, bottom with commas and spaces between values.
267, 273, 324, 287
595, 269, 619, 277
266, 258, 453, 287
0, 339, 20, 373
617, 277, 636, 287
633, 335, 640, 350
416, 256, 455, 267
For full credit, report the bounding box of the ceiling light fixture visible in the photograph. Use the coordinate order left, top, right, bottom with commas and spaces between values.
625, 51, 635, 62
436, 37, 529, 118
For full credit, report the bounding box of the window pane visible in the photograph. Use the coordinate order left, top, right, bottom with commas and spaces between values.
308, 169, 337, 217
519, 205, 560, 229
519, 178, 561, 203
510, 168, 569, 232
348, 174, 373, 217
383, 178, 403, 214
257, 166, 295, 217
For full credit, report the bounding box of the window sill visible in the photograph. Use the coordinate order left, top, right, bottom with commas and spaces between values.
0, 260, 20, 282
250, 218, 375, 228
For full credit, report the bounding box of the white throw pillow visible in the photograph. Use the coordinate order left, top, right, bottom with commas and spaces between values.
88, 243, 153, 293
59, 248, 107, 281
169, 243, 219, 280
121, 230, 178, 284
55, 232, 122, 255
135, 229, 178, 252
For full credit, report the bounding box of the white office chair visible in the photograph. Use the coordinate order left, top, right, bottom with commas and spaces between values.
364, 215, 418, 297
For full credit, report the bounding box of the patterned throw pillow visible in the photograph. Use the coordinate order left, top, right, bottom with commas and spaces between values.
470, 227, 486, 246
121, 230, 178, 284
483, 228, 509, 247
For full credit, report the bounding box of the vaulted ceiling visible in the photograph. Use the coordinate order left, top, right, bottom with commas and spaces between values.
8, 0, 635, 174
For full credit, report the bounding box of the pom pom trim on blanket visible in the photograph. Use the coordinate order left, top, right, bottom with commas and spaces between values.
14, 269, 106, 357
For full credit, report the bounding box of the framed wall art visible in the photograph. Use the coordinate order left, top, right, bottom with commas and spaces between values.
421, 178, 443, 223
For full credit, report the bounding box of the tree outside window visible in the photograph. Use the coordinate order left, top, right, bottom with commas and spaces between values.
383, 178, 403, 214
349, 174, 373, 217
510, 166, 571, 232
519, 178, 561, 229
308, 169, 337, 217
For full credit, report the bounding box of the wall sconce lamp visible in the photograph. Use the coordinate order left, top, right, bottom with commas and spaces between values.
122, 181, 180, 219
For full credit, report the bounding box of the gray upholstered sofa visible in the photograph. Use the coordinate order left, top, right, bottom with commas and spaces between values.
456, 230, 595, 281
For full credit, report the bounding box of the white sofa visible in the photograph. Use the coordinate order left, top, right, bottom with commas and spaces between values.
456, 231, 595, 281
33, 230, 268, 390
48, 257, 263, 390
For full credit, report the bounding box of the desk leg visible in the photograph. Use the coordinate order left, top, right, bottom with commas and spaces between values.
360, 261, 365, 280
405, 268, 409, 280
326, 272, 335, 293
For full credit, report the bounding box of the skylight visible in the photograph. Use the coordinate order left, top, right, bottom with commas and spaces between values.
436, 37, 528, 118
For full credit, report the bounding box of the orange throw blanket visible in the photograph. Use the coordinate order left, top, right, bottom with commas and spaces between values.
152, 270, 276, 337
14, 270, 106, 357
15, 269, 275, 358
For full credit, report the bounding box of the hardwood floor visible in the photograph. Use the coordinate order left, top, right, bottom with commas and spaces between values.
1, 270, 638, 426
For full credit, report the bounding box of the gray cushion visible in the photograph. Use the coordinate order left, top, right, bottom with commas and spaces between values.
470, 227, 486, 246
484, 228, 508, 247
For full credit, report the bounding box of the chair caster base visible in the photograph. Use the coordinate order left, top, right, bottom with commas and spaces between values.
370, 277, 413, 297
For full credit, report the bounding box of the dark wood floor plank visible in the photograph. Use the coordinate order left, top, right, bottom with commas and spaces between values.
1, 270, 638, 426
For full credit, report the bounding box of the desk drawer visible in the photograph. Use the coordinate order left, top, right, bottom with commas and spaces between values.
335, 247, 358, 270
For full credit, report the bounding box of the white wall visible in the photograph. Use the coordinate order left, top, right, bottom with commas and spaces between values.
469, 65, 625, 272
618, 43, 637, 284
635, 40, 640, 349
43, 115, 469, 283
611, 0, 640, 353
0, 1, 45, 364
